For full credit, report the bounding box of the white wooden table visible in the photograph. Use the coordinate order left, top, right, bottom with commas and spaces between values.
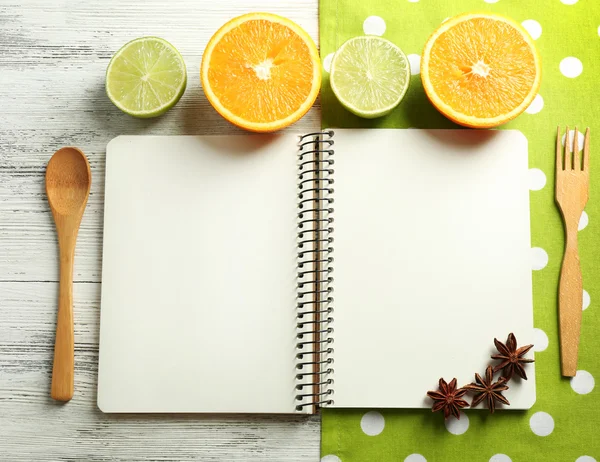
0, 1, 321, 460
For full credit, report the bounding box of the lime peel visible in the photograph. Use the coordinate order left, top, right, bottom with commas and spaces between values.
106, 37, 187, 118
330, 36, 410, 119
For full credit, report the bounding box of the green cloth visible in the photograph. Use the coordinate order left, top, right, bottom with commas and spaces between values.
319, 1, 600, 461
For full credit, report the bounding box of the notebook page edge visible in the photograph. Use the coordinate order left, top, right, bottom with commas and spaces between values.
97, 134, 305, 414
328, 128, 535, 410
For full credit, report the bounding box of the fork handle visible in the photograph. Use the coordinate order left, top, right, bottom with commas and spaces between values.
558, 228, 582, 377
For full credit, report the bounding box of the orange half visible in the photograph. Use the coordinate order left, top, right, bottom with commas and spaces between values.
201, 13, 321, 132
421, 13, 541, 128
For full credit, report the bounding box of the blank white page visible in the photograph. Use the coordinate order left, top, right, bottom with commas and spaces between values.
98, 135, 300, 413
330, 129, 535, 410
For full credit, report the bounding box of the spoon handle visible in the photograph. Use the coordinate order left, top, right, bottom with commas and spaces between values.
51, 236, 76, 401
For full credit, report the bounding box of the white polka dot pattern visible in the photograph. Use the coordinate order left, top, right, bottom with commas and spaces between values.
405, 455, 427, 462
363, 16, 386, 36
490, 455, 512, 462
522, 20, 542, 40
531, 247, 549, 270
583, 289, 591, 310
407, 54, 421, 75
525, 94, 544, 114
321, 456, 342, 462
528, 168, 546, 191
360, 411, 385, 436
560, 57, 583, 78
533, 328, 549, 352
444, 413, 469, 435
570, 370, 595, 394
562, 129, 586, 151
323, 53, 334, 73
578, 211, 588, 231
530, 412, 554, 436
323, 8, 599, 462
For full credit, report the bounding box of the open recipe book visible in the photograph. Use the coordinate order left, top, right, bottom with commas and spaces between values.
98, 129, 535, 414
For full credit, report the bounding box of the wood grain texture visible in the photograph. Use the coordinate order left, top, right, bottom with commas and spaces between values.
0, 0, 321, 459
555, 127, 590, 377
46, 147, 91, 401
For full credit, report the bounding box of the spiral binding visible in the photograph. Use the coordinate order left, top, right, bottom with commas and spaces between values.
295, 130, 335, 412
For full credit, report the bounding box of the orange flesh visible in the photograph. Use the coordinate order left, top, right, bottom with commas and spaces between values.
206, 19, 316, 124
428, 18, 537, 119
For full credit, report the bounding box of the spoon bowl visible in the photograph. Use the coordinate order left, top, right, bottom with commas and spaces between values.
46, 147, 91, 215
46, 146, 91, 401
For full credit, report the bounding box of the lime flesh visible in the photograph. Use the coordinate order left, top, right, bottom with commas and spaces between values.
330, 36, 410, 119
106, 37, 187, 118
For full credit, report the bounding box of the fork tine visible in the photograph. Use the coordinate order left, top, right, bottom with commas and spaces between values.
557, 126, 563, 172
573, 127, 580, 171
583, 127, 590, 172
565, 126, 572, 170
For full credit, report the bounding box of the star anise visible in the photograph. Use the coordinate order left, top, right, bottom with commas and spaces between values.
464, 366, 510, 413
491, 333, 534, 380
427, 378, 469, 419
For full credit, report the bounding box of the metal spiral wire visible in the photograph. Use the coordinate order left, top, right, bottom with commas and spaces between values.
295, 130, 335, 412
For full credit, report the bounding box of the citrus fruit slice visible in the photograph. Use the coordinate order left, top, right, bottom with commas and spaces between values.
330, 36, 411, 119
201, 13, 321, 132
106, 37, 187, 118
421, 13, 541, 128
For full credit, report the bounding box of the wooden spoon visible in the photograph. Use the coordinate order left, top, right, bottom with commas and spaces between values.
46, 147, 91, 401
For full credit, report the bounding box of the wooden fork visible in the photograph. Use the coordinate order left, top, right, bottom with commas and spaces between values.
555, 126, 590, 377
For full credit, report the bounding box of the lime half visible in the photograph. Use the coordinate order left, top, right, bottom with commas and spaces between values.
330, 36, 410, 118
106, 37, 187, 118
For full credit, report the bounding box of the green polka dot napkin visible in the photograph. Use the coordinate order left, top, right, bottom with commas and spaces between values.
319, 1, 600, 461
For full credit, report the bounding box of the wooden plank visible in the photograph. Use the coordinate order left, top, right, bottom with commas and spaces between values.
0, 284, 320, 460
0, 74, 320, 282
0, 0, 322, 459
